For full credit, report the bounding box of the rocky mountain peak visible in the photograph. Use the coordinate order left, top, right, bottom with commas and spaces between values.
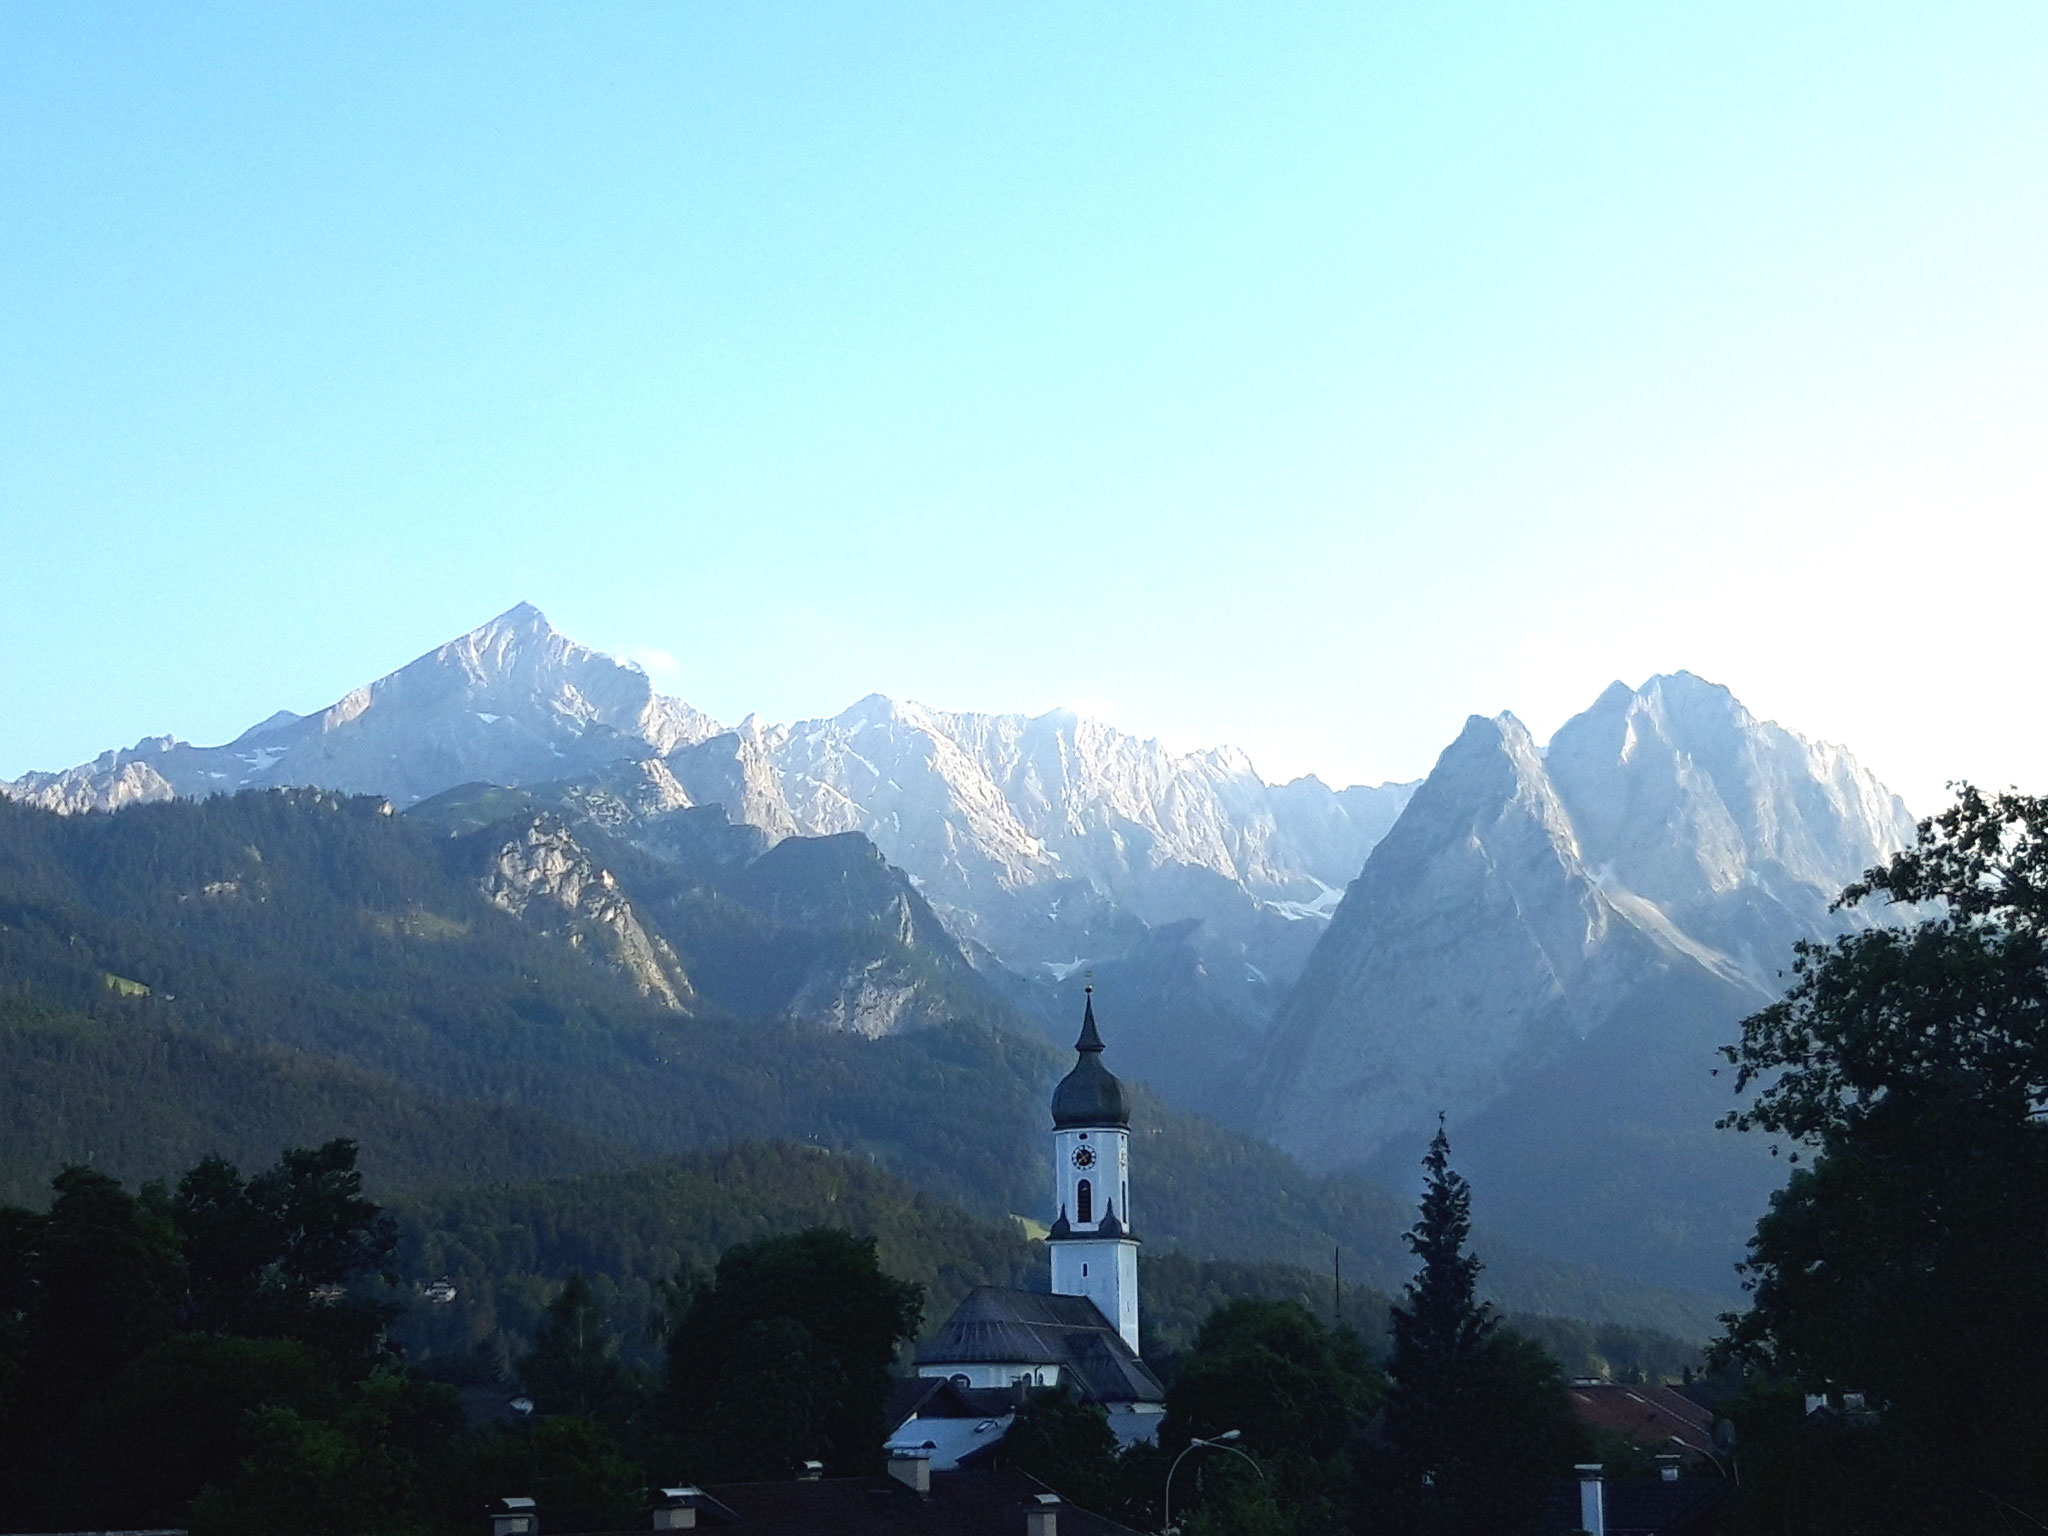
1, 605, 725, 814
1544, 672, 1916, 977
1252, 671, 1918, 1294
1389, 712, 1578, 864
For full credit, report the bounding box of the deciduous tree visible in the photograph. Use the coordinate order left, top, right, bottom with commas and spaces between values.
1719, 785, 2048, 1528
663, 1227, 922, 1478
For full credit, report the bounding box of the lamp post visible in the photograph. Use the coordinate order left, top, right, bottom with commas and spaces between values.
1162, 1430, 1266, 1534
1669, 1434, 1736, 1486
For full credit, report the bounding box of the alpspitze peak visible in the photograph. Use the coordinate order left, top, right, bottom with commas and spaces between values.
490, 600, 551, 630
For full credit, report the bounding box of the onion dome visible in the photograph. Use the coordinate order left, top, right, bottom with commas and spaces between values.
1051, 990, 1130, 1128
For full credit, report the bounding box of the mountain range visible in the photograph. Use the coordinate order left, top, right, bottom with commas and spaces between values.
3, 604, 1921, 1295
7, 602, 1407, 979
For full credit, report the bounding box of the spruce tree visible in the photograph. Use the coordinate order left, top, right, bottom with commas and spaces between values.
1374, 1118, 1580, 1536
1385, 1116, 1494, 1489
520, 1272, 632, 1426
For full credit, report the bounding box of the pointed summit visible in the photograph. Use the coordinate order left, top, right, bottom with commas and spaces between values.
486, 600, 550, 629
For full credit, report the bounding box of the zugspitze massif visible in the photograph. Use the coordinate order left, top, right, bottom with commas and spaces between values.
3, 603, 1918, 1293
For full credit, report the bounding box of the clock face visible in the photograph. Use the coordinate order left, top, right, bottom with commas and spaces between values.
1071, 1146, 1097, 1170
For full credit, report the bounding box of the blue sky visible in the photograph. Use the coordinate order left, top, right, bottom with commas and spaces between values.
3, 4, 2044, 810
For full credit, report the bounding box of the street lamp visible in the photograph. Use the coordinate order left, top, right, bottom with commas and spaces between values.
1669, 1434, 1736, 1486
1162, 1430, 1266, 1534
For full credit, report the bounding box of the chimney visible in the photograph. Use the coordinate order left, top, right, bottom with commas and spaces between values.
490, 1496, 538, 1536
1575, 1464, 1605, 1536
1655, 1454, 1681, 1483
653, 1487, 701, 1530
797, 1460, 824, 1482
887, 1447, 932, 1494
1026, 1491, 1060, 1536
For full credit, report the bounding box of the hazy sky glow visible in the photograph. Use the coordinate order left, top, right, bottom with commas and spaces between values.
3, 4, 2045, 811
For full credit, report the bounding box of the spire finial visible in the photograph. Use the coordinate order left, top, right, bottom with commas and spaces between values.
1075, 988, 1104, 1053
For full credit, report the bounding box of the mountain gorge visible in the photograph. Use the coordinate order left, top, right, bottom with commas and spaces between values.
2, 606, 1923, 1297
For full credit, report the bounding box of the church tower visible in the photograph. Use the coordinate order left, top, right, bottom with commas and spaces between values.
1047, 988, 1140, 1354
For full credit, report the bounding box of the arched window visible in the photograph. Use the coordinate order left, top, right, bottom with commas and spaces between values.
1076, 1179, 1093, 1224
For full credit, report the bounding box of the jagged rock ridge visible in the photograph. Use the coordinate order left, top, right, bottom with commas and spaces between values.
414, 784, 1024, 1043
4, 605, 1414, 1001
473, 815, 694, 1012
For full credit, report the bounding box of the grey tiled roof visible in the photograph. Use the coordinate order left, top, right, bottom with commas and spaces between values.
915, 1287, 1165, 1404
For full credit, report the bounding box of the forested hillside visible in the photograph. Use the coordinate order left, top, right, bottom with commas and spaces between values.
0, 790, 1719, 1334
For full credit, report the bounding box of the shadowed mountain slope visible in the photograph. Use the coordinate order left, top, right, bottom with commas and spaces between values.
0, 789, 1716, 1334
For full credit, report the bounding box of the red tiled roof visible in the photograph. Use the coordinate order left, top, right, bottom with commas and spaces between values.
1567, 1382, 1717, 1462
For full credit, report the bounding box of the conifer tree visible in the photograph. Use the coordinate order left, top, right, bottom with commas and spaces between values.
1374, 1119, 1580, 1536
1384, 1116, 1494, 1489
520, 1272, 632, 1425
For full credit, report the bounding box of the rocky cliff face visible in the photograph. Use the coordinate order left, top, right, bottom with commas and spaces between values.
4, 747, 180, 813
1251, 674, 1917, 1292
754, 695, 1414, 978
1542, 672, 1915, 988
476, 816, 694, 1012
411, 780, 1023, 1043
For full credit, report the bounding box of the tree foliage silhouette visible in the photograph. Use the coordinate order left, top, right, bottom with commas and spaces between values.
1373, 1119, 1580, 1536
1719, 785, 2048, 1529
519, 1272, 633, 1425
663, 1227, 922, 1479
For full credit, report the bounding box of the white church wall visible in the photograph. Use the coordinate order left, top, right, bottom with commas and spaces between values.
1049, 1237, 1141, 1354
1053, 1126, 1131, 1231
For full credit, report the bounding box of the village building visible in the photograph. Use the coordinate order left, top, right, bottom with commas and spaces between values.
902, 992, 1166, 1452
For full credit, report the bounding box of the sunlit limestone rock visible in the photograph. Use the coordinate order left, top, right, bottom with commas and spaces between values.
666, 723, 802, 843
479, 816, 694, 1012
4, 746, 181, 813
1542, 672, 1916, 989
755, 694, 1414, 974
